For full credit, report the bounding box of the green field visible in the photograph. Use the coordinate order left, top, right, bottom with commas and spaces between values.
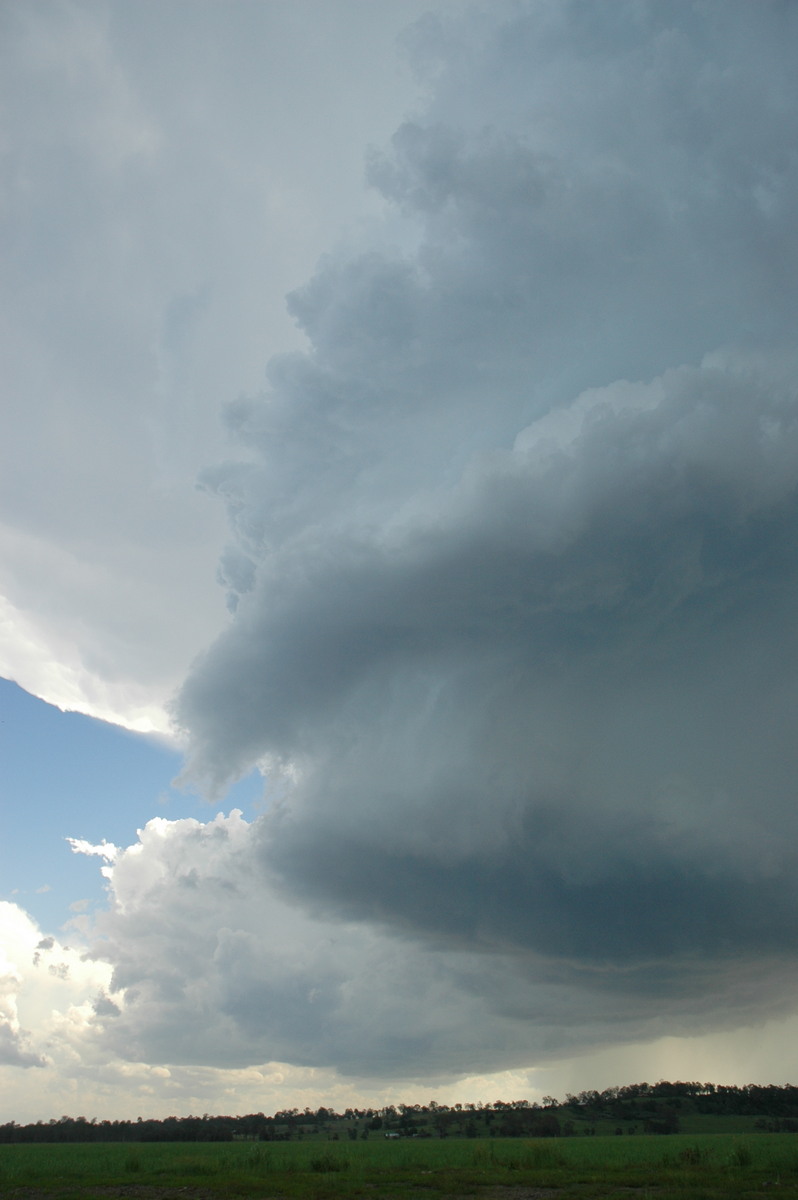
3, 1133, 798, 1198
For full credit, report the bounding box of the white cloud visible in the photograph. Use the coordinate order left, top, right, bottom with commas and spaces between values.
0, 901, 109, 1076
67, 839, 118, 864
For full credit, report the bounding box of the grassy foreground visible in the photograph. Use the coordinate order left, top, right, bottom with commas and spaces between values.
3, 1134, 798, 1198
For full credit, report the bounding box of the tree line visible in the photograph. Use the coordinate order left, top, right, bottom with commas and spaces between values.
4, 1082, 798, 1143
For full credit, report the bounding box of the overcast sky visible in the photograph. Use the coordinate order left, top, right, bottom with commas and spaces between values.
4, 0, 798, 1123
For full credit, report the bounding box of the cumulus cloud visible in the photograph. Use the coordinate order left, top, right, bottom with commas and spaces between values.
165, 1, 798, 1078
0, 901, 109, 1073
0, 897, 396, 1122
0, 978, 45, 1070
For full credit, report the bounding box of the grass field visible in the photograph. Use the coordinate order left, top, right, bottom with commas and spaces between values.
3, 1133, 798, 1198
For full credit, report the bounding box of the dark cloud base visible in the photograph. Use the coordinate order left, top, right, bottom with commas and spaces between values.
155, 0, 798, 1078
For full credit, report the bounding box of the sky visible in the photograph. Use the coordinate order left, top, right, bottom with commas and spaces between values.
3, 0, 798, 1122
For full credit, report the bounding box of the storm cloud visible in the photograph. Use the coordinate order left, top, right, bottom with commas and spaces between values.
137, 0, 798, 1078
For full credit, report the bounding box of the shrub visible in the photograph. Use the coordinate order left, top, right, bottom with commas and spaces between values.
678, 1144, 708, 1166
309, 1151, 349, 1172
729, 1143, 753, 1169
